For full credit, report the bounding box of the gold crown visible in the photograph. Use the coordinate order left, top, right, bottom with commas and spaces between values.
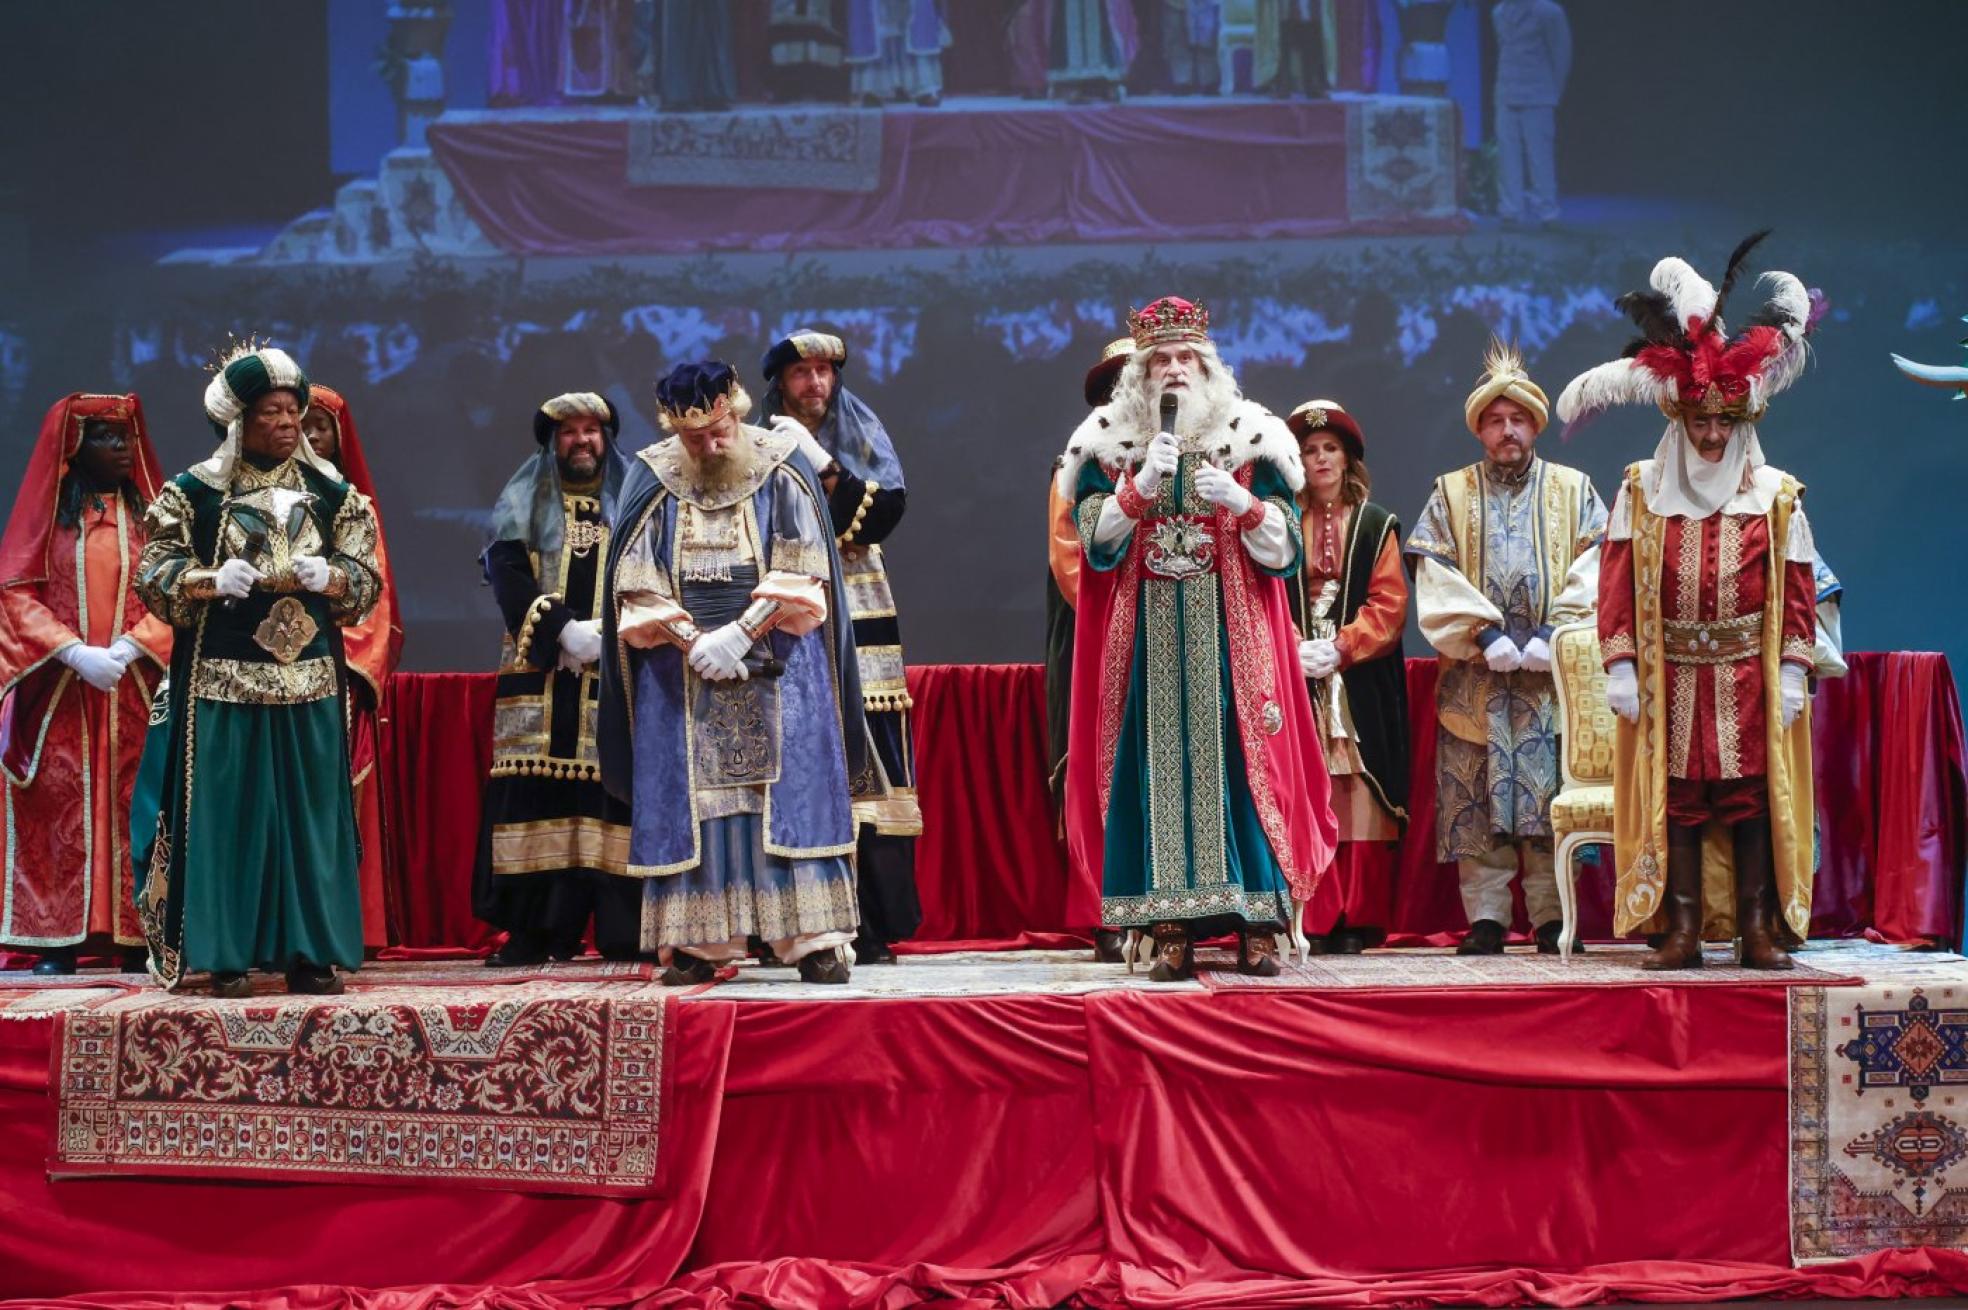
659, 383, 753, 432
1127, 297, 1210, 350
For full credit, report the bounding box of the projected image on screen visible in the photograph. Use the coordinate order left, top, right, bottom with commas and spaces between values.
0, 1, 1961, 676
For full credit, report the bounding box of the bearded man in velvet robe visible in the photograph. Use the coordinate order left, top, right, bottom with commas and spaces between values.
601, 361, 867, 985
1059, 297, 1336, 981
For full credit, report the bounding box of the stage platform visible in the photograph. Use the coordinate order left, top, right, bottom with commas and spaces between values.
6, 941, 1968, 1308
420, 95, 1464, 258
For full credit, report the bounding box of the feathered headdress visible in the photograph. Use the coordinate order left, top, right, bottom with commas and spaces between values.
1556, 232, 1814, 428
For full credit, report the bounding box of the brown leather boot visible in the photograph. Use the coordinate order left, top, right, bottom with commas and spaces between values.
1092, 928, 1126, 964
1237, 928, 1281, 977
1147, 922, 1193, 982
1642, 825, 1705, 971
1734, 816, 1793, 970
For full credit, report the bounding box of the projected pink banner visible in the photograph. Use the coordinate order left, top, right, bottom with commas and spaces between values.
427, 98, 1465, 256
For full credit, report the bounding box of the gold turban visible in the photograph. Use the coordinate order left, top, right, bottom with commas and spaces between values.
1462, 339, 1549, 435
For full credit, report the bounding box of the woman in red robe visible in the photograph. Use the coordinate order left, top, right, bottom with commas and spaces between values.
0, 393, 172, 973
304, 385, 405, 949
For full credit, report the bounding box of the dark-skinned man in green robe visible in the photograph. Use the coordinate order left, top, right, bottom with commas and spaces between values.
132, 344, 381, 997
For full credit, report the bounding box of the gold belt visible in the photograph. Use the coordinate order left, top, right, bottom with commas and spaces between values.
1662, 613, 1762, 665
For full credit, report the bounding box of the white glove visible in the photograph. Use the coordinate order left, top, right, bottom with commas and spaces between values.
1519, 635, 1552, 674
213, 558, 264, 600
773, 417, 833, 476
557, 618, 604, 667
1481, 633, 1523, 674
1780, 663, 1808, 730
687, 622, 754, 683
1299, 638, 1340, 680
108, 636, 143, 668
1605, 659, 1640, 723
59, 643, 127, 692
1192, 464, 1254, 515
1133, 432, 1180, 498
292, 555, 332, 594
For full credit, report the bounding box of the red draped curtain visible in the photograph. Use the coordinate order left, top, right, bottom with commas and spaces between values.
372, 655, 1965, 952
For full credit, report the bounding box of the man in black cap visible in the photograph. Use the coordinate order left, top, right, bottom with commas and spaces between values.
758, 331, 922, 964
472, 393, 640, 967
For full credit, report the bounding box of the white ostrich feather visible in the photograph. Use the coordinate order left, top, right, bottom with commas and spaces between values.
1650, 256, 1717, 328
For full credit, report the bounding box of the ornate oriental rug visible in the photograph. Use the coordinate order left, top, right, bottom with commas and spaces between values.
1791, 978, 1968, 1261
347, 957, 658, 987
1199, 944, 1861, 991
50, 982, 674, 1196
0, 987, 127, 1020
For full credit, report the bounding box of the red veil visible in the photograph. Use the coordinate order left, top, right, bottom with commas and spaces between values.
0, 394, 167, 770
309, 384, 403, 948
308, 385, 404, 697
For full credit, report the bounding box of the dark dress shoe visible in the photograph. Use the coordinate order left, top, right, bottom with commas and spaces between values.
119, 946, 150, 973
661, 950, 719, 986
484, 932, 550, 968
286, 963, 343, 995
211, 971, 253, 999
855, 938, 898, 966
1327, 928, 1370, 955
796, 947, 852, 985
1456, 919, 1506, 955
1237, 930, 1281, 977
1092, 928, 1126, 964
1534, 920, 1584, 954
32, 947, 76, 976
1147, 923, 1194, 982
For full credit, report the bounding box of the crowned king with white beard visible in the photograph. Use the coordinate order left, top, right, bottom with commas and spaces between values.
1057, 297, 1336, 981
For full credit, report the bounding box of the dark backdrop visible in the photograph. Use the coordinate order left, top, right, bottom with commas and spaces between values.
0, 1, 1962, 673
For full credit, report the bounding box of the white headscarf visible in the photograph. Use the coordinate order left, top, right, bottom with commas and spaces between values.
1643, 420, 1774, 519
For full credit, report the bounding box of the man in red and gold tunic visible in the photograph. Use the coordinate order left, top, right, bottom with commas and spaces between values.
0, 394, 172, 973
1561, 236, 1819, 969
303, 385, 404, 950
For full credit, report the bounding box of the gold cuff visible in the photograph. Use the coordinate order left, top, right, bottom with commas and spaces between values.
837, 479, 879, 546
513, 593, 559, 666
663, 614, 704, 649
178, 568, 221, 601
323, 565, 351, 600
738, 598, 783, 642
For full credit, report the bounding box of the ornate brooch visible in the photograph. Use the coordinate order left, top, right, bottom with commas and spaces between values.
254, 597, 319, 665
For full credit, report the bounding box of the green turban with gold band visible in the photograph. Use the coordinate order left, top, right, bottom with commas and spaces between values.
203, 344, 310, 438
189, 341, 339, 488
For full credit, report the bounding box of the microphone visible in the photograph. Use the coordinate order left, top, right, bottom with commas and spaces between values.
1158, 394, 1179, 437
742, 650, 785, 679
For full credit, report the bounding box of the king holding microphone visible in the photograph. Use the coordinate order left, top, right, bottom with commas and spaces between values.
1056, 297, 1337, 981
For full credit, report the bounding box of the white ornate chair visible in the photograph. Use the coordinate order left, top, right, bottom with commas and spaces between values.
1548, 621, 1618, 962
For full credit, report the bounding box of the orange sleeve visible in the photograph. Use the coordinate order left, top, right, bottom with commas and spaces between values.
0, 585, 80, 690
1047, 481, 1081, 608
1334, 532, 1408, 668
122, 610, 174, 667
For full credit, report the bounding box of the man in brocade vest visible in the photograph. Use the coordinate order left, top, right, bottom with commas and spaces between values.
1405, 341, 1606, 955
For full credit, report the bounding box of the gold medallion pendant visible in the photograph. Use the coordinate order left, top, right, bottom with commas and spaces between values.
254, 596, 320, 665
